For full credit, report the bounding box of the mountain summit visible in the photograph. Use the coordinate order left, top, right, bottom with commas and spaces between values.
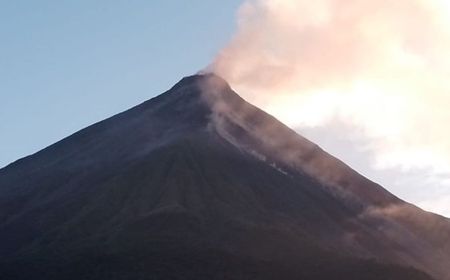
1, 74, 449, 280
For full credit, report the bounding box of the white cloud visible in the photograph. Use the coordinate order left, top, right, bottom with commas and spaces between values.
419, 195, 450, 218
212, 0, 450, 217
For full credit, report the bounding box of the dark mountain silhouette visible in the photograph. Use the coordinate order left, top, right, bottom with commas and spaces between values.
1, 74, 449, 280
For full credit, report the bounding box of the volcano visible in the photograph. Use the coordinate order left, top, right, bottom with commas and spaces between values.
1, 74, 449, 280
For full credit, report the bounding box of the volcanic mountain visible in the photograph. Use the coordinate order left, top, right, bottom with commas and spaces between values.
1, 74, 449, 280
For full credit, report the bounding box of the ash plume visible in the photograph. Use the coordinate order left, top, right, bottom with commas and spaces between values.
210, 0, 450, 216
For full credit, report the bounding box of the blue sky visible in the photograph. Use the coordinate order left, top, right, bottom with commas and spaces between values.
0, 1, 241, 167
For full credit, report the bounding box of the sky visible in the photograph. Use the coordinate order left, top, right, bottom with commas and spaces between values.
1, 1, 449, 217
0, 0, 241, 167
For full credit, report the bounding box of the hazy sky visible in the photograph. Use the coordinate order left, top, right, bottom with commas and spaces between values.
2, 1, 449, 217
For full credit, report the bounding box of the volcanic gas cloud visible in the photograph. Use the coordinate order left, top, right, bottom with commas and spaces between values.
211, 0, 450, 216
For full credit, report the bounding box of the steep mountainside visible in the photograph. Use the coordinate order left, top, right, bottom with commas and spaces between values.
0, 74, 449, 280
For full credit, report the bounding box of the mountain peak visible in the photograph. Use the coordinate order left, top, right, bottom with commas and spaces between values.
172, 73, 230, 90
166, 73, 241, 106
1, 73, 449, 280
146, 73, 246, 130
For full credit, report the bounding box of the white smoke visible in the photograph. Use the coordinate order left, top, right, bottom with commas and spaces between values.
212, 0, 450, 216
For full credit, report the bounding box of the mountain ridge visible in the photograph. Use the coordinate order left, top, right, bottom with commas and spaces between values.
0, 74, 449, 280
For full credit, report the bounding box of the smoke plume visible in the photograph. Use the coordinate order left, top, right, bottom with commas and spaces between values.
211, 0, 450, 216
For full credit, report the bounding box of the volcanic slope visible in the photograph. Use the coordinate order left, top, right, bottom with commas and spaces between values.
1, 74, 449, 280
